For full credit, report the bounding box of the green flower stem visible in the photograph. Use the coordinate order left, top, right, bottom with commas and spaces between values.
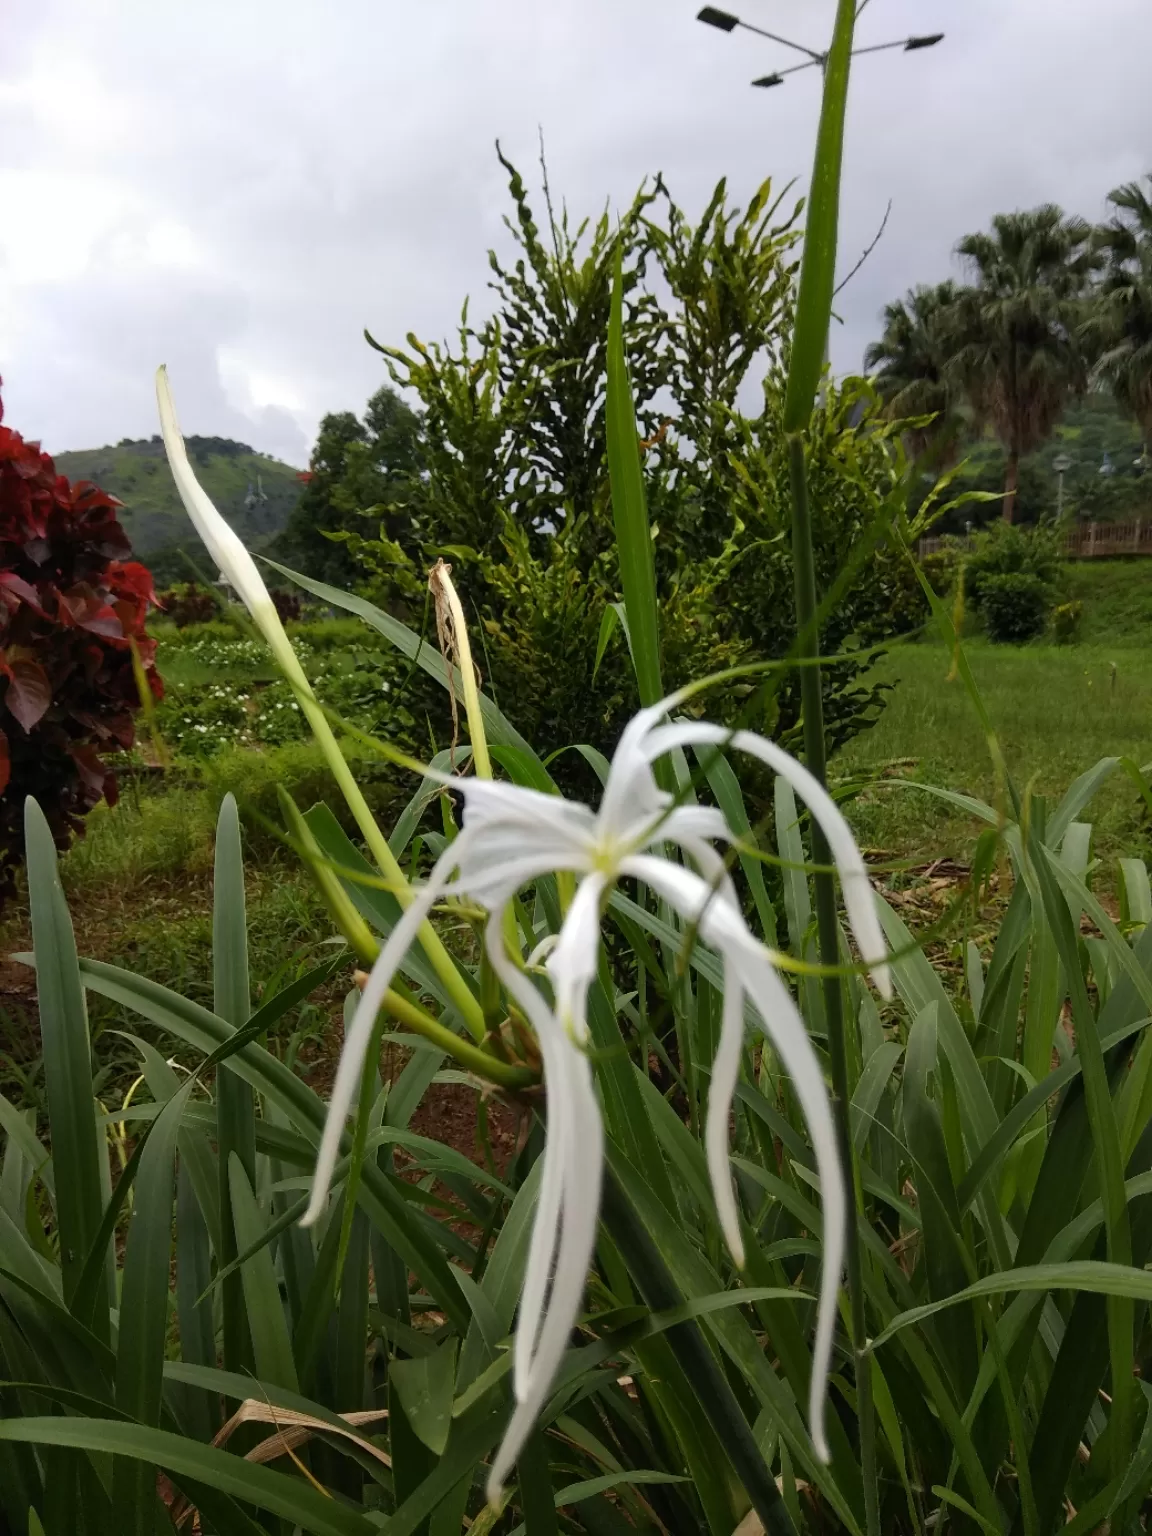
274, 640, 486, 1041
788, 434, 879, 1536
431, 561, 493, 781
155, 366, 485, 1043
281, 784, 535, 1091
379, 983, 538, 1093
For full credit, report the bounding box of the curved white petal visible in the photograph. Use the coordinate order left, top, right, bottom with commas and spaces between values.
485, 908, 571, 1403
457, 849, 592, 909
621, 853, 845, 1464
156, 368, 285, 629
595, 688, 692, 842
709, 963, 748, 1266
657, 804, 730, 846
670, 834, 748, 1269
546, 872, 606, 1046
484, 893, 604, 1503
643, 721, 891, 999
453, 775, 599, 840
300, 835, 471, 1227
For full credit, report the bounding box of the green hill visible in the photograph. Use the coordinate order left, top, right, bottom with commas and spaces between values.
53, 436, 304, 583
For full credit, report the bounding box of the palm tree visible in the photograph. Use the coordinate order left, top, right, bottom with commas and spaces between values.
864, 280, 965, 462
950, 205, 1097, 521
1087, 175, 1152, 443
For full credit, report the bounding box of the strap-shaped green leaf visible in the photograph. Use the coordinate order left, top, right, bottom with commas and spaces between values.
24, 799, 108, 1334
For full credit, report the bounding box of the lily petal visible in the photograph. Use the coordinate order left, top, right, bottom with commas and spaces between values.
669, 832, 750, 1268
644, 720, 891, 999
484, 901, 604, 1502
621, 852, 845, 1464
508, 875, 605, 1395
709, 962, 748, 1266
300, 834, 473, 1228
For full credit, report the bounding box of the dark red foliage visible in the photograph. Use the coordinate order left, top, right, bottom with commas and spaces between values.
157, 581, 217, 627
271, 589, 301, 624
0, 379, 161, 901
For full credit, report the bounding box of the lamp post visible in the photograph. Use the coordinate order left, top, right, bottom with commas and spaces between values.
696, 6, 944, 88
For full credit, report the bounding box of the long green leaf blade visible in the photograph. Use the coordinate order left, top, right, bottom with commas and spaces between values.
214, 794, 255, 1384
24, 799, 108, 1335
781, 0, 856, 432
0, 1419, 376, 1536
114, 1083, 191, 1534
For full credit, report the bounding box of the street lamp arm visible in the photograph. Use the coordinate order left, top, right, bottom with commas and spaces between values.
752, 58, 824, 87
696, 8, 824, 61
849, 34, 944, 58
736, 19, 825, 61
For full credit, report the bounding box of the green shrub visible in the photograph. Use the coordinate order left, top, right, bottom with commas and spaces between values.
980, 569, 1050, 642
964, 520, 1062, 610
1052, 598, 1084, 644
311, 161, 956, 765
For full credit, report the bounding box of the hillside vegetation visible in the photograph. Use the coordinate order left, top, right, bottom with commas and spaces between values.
53, 435, 303, 580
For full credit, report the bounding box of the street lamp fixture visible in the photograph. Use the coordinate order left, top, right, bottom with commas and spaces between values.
696, 7, 944, 86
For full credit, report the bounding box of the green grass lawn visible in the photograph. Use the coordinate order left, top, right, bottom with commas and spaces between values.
1067, 558, 1152, 643
836, 637, 1152, 863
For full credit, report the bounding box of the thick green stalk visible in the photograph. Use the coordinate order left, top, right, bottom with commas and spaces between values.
601, 1173, 797, 1536
788, 435, 879, 1536
779, 0, 878, 1526
291, 681, 486, 1040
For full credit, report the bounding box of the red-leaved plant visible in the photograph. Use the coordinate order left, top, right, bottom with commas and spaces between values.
0, 380, 161, 900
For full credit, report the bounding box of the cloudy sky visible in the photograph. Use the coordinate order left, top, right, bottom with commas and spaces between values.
2, 0, 1149, 466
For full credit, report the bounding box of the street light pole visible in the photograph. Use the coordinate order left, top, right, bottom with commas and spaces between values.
696, 6, 943, 89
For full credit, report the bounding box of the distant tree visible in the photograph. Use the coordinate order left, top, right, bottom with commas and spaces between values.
864, 280, 965, 462
1088, 174, 1152, 443
276, 387, 424, 587
948, 206, 1097, 521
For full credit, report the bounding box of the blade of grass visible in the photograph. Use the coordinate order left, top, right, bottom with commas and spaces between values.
175, 1158, 217, 1443
113, 1082, 192, 1534
67, 958, 471, 1332
214, 793, 256, 1387
0, 1418, 376, 1536
781, 0, 856, 435
600, 1170, 796, 1536
1027, 825, 1135, 1480
228, 1154, 300, 1393
24, 799, 109, 1337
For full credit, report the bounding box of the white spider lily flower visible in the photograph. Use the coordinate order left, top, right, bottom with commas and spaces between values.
303, 690, 890, 1496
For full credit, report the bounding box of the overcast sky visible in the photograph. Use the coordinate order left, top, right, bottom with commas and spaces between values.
2, 1, 1149, 466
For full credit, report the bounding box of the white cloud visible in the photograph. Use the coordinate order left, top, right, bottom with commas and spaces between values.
0, 0, 1149, 465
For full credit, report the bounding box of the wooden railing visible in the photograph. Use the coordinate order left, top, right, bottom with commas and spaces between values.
919, 519, 1152, 560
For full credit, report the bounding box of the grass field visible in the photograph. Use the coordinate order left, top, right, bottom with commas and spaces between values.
836, 637, 1152, 862
1067, 557, 1152, 643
